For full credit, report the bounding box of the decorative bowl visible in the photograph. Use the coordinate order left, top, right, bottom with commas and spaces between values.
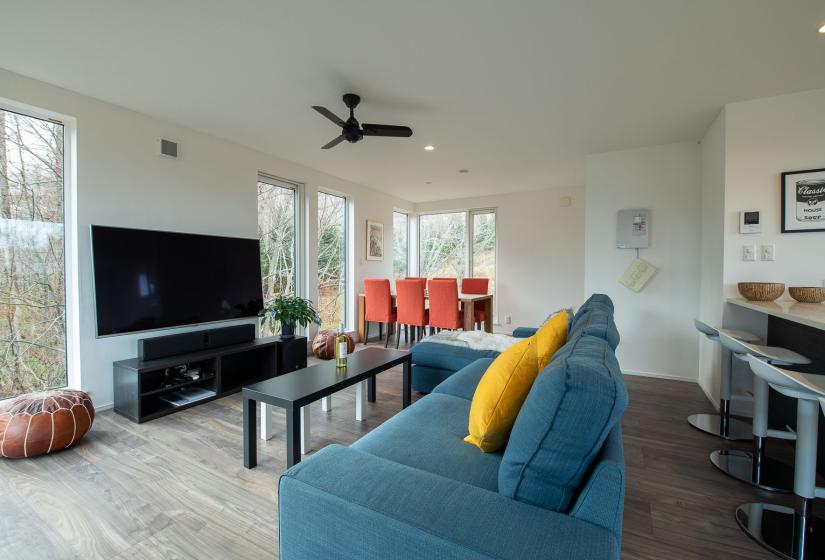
737, 282, 785, 302
788, 287, 825, 304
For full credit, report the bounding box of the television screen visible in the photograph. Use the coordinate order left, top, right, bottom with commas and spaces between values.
91, 226, 263, 336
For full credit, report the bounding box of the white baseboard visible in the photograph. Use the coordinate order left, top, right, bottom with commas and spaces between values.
95, 401, 114, 412
621, 369, 696, 383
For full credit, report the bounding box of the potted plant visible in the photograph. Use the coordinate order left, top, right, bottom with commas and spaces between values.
259, 296, 321, 339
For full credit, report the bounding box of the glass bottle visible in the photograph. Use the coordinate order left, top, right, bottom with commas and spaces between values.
335, 323, 348, 368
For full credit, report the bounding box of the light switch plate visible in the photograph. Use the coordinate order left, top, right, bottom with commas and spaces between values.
742, 245, 756, 262
760, 244, 776, 261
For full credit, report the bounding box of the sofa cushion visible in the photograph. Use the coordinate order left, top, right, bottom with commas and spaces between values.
432, 358, 494, 401
353, 393, 502, 491
498, 334, 628, 512
411, 341, 500, 373
569, 294, 620, 349
465, 336, 540, 452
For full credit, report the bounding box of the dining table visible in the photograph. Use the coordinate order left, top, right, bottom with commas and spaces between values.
357, 292, 494, 341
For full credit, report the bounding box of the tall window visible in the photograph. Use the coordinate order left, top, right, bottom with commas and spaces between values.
419, 208, 497, 319
257, 175, 299, 336
393, 211, 408, 279
471, 210, 496, 316
317, 191, 347, 330
0, 108, 66, 399
419, 212, 466, 279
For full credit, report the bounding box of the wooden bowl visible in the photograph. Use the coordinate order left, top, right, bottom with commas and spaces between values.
737, 282, 785, 302
788, 287, 825, 304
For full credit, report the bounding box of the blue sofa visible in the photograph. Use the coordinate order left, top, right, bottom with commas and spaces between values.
279, 294, 628, 560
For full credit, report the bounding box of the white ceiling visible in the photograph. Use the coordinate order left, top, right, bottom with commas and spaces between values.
2, 1, 824, 202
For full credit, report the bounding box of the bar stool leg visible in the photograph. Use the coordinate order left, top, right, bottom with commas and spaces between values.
688, 348, 752, 440
735, 398, 824, 559
710, 375, 794, 493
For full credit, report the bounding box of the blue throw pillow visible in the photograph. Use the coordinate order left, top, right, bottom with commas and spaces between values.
498, 334, 628, 512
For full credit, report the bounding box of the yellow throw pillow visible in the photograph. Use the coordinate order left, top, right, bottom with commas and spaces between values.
465, 336, 540, 452
536, 310, 569, 369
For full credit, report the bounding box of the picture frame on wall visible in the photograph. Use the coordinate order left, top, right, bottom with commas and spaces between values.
781, 168, 825, 233
366, 220, 384, 261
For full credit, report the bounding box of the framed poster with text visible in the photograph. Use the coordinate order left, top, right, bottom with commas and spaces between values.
781, 168, 825, 233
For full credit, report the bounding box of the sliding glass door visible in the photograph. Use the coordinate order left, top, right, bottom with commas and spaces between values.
0, 108, 66, 399
317, 191, 347, 330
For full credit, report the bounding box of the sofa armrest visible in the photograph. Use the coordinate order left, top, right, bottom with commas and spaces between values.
512, 326, 538, 338
279, 445, 618, 560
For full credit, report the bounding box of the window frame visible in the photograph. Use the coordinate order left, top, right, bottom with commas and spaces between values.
316, 189, 349, 330
392, 209, 410, 280
0, 99, 75, 397
417, 207, 498, 323
257, 172, 305, 301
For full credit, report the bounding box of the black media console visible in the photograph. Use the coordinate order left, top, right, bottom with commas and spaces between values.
113, 327, 307, 423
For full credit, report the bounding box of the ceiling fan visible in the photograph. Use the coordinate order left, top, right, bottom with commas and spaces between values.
312, 93, 413, 149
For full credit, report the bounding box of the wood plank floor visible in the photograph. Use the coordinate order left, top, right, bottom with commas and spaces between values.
0, 345, 810, 559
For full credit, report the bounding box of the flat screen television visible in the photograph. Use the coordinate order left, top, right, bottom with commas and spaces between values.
91, 226, 263, 336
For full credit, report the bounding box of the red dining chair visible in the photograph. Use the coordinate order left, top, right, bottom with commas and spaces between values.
364, 279, 397, 347
428, 278, 463, 331
461, 277, 489, 330
396, 279, 429, 348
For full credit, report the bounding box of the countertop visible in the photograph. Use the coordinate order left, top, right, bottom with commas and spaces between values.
727, 298, 825, 332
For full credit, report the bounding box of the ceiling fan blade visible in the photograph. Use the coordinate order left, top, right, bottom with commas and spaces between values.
312, 106, 346, 127
361, 123, 413, 138
321, 135, 346, 149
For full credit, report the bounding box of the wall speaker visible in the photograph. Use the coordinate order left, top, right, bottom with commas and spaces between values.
138, 324, 255, 361
278, 337, 308, 375
159, 138, 178, 159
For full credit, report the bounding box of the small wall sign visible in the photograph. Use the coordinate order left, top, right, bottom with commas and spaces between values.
781, 168, 825, 233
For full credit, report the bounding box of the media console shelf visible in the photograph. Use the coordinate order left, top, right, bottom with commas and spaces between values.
113, 336, 305, 423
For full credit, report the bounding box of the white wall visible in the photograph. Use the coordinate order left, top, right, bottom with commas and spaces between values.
723, 88, 825, 297
697, 110, 726, 401
0, 68, 413, 409
414, 186, 585, 331
585, 142, 702, 380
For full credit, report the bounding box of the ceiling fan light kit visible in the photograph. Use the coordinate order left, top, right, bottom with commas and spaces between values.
312, 93, 413, 149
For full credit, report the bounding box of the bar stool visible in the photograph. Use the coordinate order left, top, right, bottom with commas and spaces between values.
736, 355, 825, 559
711, 332, 811, 493
689, 319, 760, 440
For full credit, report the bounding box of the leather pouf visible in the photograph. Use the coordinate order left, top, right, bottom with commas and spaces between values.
0, 389, 95, 459
312, 330, 355, 360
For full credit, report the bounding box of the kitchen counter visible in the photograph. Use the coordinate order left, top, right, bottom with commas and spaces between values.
727, 298, 825, 332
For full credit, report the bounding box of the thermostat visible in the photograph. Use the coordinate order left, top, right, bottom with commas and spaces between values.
739, 210, 761, 234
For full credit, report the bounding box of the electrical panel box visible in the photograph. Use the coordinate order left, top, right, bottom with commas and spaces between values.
616, 209, 650, 249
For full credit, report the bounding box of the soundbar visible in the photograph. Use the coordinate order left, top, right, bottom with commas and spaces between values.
138, 324, 256, 361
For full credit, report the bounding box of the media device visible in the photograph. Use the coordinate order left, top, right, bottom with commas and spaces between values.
91, 226, 263, 336
137, 324, 256, 360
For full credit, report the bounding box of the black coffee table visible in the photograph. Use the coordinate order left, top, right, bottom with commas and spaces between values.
242, 347, 412, 468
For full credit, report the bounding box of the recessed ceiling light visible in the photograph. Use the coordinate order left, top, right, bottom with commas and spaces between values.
424, 145, 435, 151
819, 23, 825, 33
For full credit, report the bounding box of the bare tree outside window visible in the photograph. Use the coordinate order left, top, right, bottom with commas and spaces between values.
472, 211, 496, 315
257, 178, 296, 336
0, 109, 66, 400
393, 211, 408, 279
317, 192, 346, 329
419, 212, 466, 279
